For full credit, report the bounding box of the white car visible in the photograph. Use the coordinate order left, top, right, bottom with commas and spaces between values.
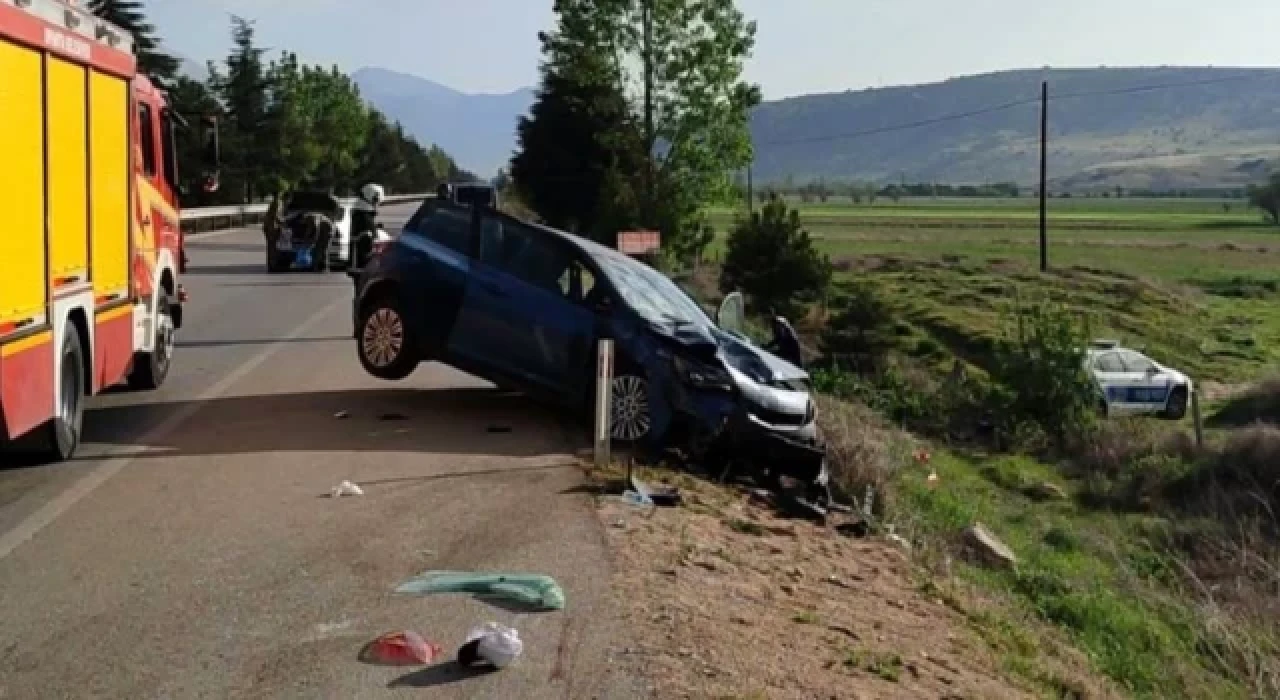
1085, 341, 1193, 420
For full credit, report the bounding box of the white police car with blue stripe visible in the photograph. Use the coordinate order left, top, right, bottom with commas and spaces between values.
1086, 340, 1193, 420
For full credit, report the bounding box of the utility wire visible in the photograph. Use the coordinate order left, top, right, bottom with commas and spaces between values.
755, 70, 1278, 148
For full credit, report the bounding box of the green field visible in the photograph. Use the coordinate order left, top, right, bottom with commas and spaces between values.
709, 196, 1280, 383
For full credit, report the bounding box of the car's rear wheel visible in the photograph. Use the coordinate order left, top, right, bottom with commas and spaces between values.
34, 324, 86, 461
357, 293, 419, 380
1163, 386, 1189, 420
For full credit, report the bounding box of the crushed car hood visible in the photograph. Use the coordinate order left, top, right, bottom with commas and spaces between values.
648, 321, 809, 384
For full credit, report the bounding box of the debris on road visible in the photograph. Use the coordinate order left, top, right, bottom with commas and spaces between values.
457, 622, 523, 669
358, 630, 442, 666
395, 571, 567, 611
333, 410, 350, 419
330, 480, 364, 497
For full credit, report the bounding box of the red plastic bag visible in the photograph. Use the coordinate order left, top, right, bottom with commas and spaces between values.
359, 630, 441, 666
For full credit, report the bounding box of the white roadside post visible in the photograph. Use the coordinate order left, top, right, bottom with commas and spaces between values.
594, 339, 614, 469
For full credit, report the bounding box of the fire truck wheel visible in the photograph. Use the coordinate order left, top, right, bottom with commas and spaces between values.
128, 295, 175, 390
35, 323, 86, 461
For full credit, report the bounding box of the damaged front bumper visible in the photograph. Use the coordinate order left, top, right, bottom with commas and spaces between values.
671, 381, 827, 485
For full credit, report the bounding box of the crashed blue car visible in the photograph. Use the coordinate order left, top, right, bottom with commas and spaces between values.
349, 199, 826, 484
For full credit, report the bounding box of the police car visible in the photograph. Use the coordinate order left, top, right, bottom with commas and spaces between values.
1085, 340, 1193, 420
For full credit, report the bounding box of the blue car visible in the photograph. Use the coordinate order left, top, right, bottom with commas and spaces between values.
350, 199, 826, 482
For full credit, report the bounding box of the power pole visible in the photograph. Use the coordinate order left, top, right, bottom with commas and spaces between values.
1039, 80, 1048, 272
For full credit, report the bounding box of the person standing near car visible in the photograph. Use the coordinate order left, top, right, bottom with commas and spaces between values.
767, 310, 804, 369
263, 189, 285, 251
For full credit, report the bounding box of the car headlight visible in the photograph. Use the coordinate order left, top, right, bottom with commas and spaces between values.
673, 355, 733, 391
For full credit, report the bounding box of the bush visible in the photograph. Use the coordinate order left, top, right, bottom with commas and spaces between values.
720, 194, 831, 318
816, 394, 910, 517
820, 279, 897, 374
988, 299, 1098, 447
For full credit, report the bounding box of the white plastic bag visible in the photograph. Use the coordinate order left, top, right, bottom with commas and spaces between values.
465, 622, 523, 669
331, 480, 364, 497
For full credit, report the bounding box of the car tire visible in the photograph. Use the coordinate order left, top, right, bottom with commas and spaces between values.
357, 292, 419, 380
267, 250, 292, 273
127, 294, 175, 390
34, 323, 86, 461
608, 362, 653, 445
1163, 386, 1189, 420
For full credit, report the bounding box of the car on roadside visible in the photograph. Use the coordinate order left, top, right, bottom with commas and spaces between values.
348, 199, 825, 482
1086, 340, 1193, 420
266, 190, 360, 273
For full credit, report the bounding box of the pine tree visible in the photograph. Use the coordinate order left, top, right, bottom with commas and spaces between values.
88, 0, 179, 82
208, 17, 272, 202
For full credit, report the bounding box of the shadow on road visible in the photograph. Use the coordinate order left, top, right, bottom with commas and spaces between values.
177, 336, 350, 349
182, 263, 273, 276
187, 241, 263, 253
388, 664, 496, 688
79, 387, 583, 460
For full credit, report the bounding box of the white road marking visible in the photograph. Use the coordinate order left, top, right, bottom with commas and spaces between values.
0, 296, 349, 562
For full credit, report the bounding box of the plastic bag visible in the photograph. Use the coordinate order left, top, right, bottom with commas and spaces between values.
394, 571, 566, 611
358, 630, 441, 666
457, 622, 523, 669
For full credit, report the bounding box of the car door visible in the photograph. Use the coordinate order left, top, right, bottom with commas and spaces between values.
465, 213, 595, 400
1117, 350, 1169, 415
396, 202, 475, 359
1091, 351, 1133, 414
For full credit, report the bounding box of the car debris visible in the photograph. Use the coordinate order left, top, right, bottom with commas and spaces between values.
330, 480, 364, 497
456, 622, 523, 669
395, 571, 566, 611
358, 630, 442, 666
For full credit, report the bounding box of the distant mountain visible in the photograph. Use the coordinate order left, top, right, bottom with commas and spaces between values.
352, 67, 535, 178
750, 67, 1280, 190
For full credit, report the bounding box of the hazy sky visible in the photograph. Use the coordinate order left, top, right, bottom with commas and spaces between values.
146, 0, 1280, 99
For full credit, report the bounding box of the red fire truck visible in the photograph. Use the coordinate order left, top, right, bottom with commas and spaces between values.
0, 0, 218, 461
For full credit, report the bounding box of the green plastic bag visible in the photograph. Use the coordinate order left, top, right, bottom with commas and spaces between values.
394, 571, 566, 611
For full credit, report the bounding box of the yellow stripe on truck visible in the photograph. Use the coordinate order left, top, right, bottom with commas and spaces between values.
89, 69, 130, 299
95, 305, 132, 324
47, 56, 91, 282
0, 331, 53, 358
0, 41, 47, 327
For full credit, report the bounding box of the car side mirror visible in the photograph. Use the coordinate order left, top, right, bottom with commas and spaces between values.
1146, 366, 1159, 376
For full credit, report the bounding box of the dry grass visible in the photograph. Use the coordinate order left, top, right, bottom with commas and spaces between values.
815, 394, 913, 515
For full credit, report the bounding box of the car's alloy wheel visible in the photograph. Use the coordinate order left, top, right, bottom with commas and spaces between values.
361, 308, 404, 369
610, 374, 651, 442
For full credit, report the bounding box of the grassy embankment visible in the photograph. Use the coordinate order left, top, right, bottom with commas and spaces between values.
699, 196, 1280, 698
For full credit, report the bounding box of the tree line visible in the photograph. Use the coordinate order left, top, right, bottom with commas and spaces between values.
89, 1, 476, 207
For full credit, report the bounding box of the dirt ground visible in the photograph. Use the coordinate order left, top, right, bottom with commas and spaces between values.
595, 469, 1037, 700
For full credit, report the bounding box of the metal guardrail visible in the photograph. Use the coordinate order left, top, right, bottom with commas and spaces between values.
180, 193, 432, 234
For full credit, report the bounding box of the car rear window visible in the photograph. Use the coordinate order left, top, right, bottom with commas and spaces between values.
285, 192, 339, 212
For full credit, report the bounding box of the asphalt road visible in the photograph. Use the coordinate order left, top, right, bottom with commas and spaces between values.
0, 203, 646, 699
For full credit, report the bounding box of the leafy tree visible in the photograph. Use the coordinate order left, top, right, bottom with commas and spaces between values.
510, 0, 645, 243
208, 17, 273, 202
1246, 174, 1280, 224
988, 299, 1097, 447
720, 194, 831, 317
88, 0, 179, 83
165, 75, 221, 205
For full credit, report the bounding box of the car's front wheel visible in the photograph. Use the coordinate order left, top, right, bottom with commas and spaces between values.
609, 369, 653, 444
357, 293, 419, 380
1163, 386, 1189, 420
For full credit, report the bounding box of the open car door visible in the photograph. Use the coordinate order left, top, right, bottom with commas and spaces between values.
717, 291, 747, 338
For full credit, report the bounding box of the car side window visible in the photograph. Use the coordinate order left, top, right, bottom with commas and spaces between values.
558, 259, 597, 305
1094, 352, 1124, 373
410, 206, 471, 255
488, 220, 573, 296
1119, 351, 1155, 373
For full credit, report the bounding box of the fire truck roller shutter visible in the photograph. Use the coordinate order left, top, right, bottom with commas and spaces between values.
88, 69, 129, 300
47, 56, 89, 287
0, 40, 47, 331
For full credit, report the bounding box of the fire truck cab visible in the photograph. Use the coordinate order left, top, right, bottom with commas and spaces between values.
0, 0, 218, 461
